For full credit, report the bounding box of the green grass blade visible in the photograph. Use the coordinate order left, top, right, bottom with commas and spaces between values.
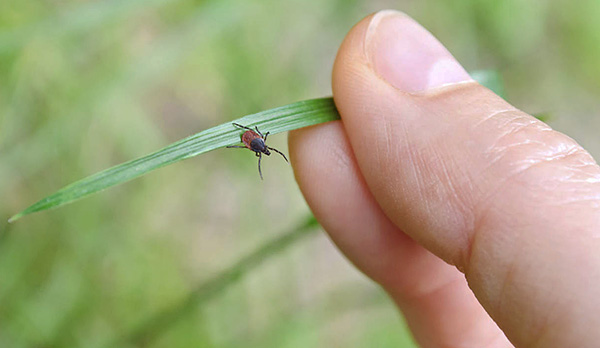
9, 70, 503, 222
9, 98, 339, 222
470, 69, 505, 98
533, 112, 552, 122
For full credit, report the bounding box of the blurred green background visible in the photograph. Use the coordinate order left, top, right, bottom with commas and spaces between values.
1, 0, 599, 347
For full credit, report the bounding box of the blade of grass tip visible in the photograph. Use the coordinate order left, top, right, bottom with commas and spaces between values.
533, 112, 552, 122
8, 98, 339, 222
471, 71, 553, 122
107, 215, 320, 347
470, 69, 506, 99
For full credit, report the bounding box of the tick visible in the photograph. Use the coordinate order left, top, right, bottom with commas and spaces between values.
227, 123, 288, 180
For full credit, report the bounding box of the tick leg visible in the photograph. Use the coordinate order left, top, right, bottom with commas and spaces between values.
258, 153, 263, 180
268, 146, 288, 163
263, 131, 270, 142
254, 126, 265, 138
232, 123, 254, 132
226, 145, 246, 149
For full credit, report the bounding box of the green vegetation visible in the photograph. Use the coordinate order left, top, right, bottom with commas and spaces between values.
2, 0, 599, 347
9, 98, 339, 222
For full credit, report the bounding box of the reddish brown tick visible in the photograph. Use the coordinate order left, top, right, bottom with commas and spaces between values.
227, 123, 288, 180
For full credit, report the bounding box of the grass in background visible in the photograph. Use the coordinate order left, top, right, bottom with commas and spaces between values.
1, 0, 599, 347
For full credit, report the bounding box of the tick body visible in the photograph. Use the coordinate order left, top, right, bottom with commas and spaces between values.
227, 123, 288, 180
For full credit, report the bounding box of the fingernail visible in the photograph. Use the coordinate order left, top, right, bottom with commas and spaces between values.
365, 10, 472, 93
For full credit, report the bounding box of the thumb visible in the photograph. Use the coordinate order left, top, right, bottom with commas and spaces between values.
333, 10, 600, 347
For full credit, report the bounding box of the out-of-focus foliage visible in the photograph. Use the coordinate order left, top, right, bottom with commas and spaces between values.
1, 0, 598, 347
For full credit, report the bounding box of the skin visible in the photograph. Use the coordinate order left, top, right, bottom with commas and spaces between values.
289, 11, 600, 348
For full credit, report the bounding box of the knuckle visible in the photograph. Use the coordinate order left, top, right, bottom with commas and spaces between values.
481, 110, 600, 191
462, 110, 600, 269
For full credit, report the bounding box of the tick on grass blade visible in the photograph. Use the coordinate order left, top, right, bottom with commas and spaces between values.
227, 123, 288, 180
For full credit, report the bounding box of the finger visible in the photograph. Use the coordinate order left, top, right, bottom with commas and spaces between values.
289, 122, 511, 347
332, 10, 600, 347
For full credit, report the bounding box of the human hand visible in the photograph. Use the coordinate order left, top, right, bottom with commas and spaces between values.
289, 11, 600, 348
